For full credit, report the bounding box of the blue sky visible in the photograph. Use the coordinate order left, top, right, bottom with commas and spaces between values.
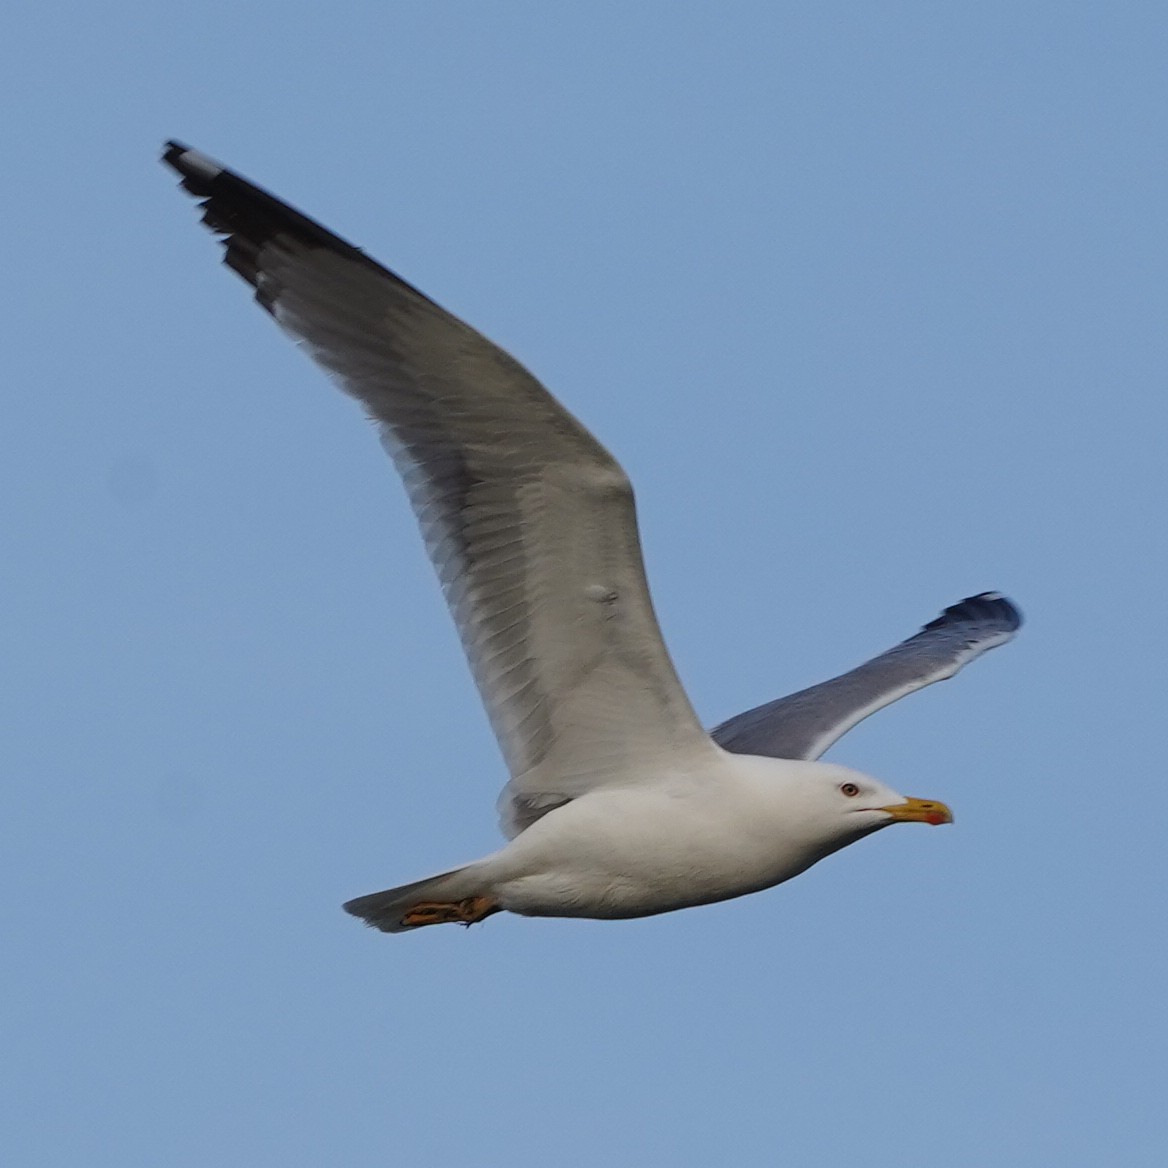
4, 3, 1166, 1165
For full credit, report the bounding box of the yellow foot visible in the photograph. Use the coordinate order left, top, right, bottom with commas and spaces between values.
401, 895, 498, 929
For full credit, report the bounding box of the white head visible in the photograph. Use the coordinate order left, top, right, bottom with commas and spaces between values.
794, 760, 952, 836
741, 757, 953, 873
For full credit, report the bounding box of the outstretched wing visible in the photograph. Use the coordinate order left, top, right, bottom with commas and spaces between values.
163, 142, 715, 816
711, 592, 1022, 761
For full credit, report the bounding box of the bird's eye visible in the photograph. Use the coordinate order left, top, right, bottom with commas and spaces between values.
840, 782, 860, 797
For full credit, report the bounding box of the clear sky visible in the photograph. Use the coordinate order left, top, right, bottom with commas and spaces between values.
4, 3, 1166, 1166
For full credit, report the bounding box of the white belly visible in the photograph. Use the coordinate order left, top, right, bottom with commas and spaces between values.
482, 778, 831, 920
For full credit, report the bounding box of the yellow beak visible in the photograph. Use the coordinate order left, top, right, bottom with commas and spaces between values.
879, 796, 953, 826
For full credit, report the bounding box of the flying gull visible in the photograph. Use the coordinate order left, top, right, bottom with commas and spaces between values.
162, 142, 1022, 933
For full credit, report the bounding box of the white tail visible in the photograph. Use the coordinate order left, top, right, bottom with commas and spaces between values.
342, 864, 496, 933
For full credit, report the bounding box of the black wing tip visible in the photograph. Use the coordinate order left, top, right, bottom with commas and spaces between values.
161, 138, 187, 164
161, 139, 359, 307
161, 138, 192, 165
161, 140, 226, 195
923, 591, 1023, 635
159, 138, 408, 311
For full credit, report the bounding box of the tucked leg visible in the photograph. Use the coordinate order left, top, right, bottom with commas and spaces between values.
401, 895, 499, 928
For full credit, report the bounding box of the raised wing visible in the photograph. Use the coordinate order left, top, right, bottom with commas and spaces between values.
711, 592, 1022, 761
162, 142, 715, 817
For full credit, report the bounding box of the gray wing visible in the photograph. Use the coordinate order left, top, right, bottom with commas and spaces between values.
712, 593, 1022, 761
163, 143, 716, 825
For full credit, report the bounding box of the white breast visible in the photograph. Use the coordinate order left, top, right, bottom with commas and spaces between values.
479, 755, 840, 919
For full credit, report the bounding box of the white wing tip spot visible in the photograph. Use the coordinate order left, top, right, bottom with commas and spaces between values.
171, 145, 223, 182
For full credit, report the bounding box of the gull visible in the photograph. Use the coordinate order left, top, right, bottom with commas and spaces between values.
162, 142, 1022, 934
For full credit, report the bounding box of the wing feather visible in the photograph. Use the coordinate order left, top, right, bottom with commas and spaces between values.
163, 143, 715, 823
712, 592, 1022, 761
